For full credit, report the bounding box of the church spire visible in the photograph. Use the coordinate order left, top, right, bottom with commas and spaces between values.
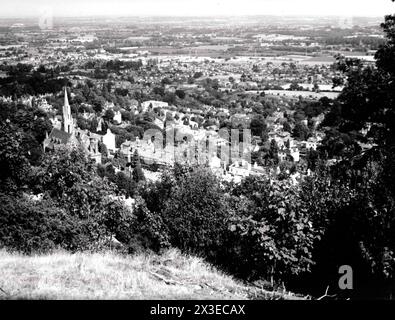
64, 86, 69, 108
62, 86, 73, 134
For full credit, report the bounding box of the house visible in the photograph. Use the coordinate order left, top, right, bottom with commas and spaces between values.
37, 97, 53, 113
120, 140, 134, 163
113, 110, 122, 124
96, 118, 105, 132
290, 147, 300, 162
102, 128, 116, 153
49, 115, 62, 130
304, 138, 318, 151
189, 120, 199, 130
278, 150, 288, 162
209, 155, 222, 169
229, 159, 251, 178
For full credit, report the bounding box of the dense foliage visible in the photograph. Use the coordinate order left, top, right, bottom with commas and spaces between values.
0, 125, 160, 254
138, 165, 321, 285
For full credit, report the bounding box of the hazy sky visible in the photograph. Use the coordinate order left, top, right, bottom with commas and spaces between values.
0, 0, 394, 18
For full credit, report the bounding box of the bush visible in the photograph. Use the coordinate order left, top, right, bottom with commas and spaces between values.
294, 154, 395, 298
105, 196, 170, 254
0, 193, 87, 253
25, 146, 161, 252
140, 166, 321, 283
161, 166, 229, 258
222, 176, 321, 283
140, 165, 229, 259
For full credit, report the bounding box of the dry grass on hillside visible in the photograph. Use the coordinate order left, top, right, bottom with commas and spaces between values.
0, 249, 303, 300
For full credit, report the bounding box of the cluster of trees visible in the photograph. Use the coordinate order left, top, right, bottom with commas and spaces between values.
0, 100, 52, 167
0, 112, 161, 254
0, 63, 69, 98
82, 59, 143, 79
324, 36, 385, 50
137, 164, 320, 285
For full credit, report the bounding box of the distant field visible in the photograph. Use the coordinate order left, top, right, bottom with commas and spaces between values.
188, 45, 231, 51
306, 56, 335, 62
136, 47, 338, 64
0, 249, 303, 300
265, 90, 340, 99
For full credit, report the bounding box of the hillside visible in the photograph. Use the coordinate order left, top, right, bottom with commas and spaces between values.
0, 249, 303, 300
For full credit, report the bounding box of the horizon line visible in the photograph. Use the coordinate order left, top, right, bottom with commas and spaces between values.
0, 13, 387, 19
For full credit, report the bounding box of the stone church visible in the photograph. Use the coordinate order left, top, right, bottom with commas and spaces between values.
43, 87, 102, 164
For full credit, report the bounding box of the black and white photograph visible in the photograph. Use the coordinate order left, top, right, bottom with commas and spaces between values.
0, 0, 395, 308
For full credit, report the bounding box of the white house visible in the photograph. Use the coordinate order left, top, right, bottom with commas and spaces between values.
290, 148, 300, 162
229, 159, 251, 178
113, 110, 122, 124
102, 129, 116, 153
209, 155, 222, 169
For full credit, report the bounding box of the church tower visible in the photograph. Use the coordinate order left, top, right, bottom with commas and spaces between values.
63, 87, 73, 134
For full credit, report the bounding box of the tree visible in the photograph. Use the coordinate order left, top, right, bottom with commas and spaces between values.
292, 122, 309, 141
268, 139, 279, 165
132, 162, 145, 183
0, 193, 74, 253
152, 86, 165, 96
331, 12, 395, 146
30, 146, 130, 251
290, 81, 303, 91
303, 4, 395, 297
161, 77, 172, 85
283, 121, 292, 133
0, 121, 30, 193
163, 92, 177, 105
226, 176, 322, 282
175, 89, 186, 99
131, 150, 140, 168
0, 101, 52, 166
115, 171, 136, 198
250, 115, 267, 138
160, 166, 229, 256
306, 149, 319, 170
104, 109, 115, 122
93, 97, 105, 113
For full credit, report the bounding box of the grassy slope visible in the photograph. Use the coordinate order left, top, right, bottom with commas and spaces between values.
0, 249, 303, 300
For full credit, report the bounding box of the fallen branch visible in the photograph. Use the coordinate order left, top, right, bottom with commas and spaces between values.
317, 286, 337, 300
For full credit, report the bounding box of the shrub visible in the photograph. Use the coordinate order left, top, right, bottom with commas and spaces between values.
0, 193, 83, 253
223, 176, 321, 283
141, 166, 321, 283
140, 165, 229, 259
25, 146, 155, 252
161, 166, 229, 258
295, 154, 395, 298
105, 196, 170, 254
